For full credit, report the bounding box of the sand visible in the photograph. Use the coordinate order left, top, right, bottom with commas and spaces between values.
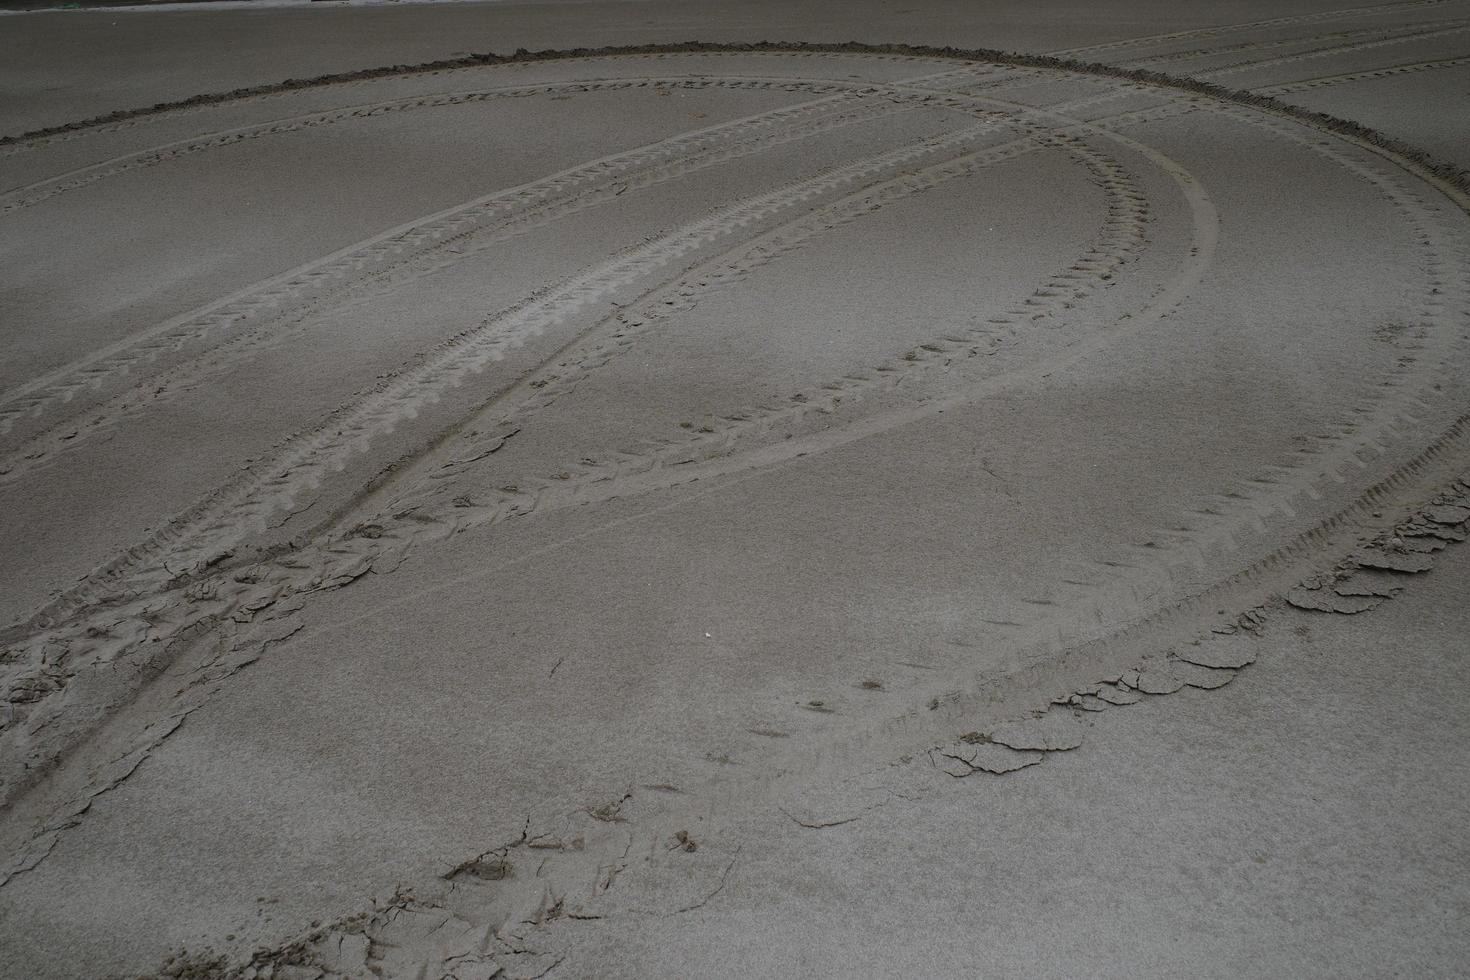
0, 3, 1467, 978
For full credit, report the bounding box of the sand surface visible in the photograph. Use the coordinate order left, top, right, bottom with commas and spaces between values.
1, 2, 1468, 978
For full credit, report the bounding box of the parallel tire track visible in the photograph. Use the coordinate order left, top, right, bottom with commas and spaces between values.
0, 72, 1017, 475
18, 66, 1450, 705
8, 55, 1463, 776
1192, 23, 1470, 79
946, 98, 1470, 645
0, 48, 962, 156
1049, 0, 1465, 58
6, 114, 1038, 625
0, 91, 1174, 804
0, 76, 902, 414
4, 79, 1162, 633
2, 45, 1468, 887
1114, 20, 1468, 69
353, 74, 1470, 589
0, 75, 936, 215
0, 87, 1200, 809
1253, 53, 1470, 93
375, 112, 1169, 527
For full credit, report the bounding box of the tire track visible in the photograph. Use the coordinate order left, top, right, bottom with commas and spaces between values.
0, 105, 1205, 841
104, 482, 1470, 980
0, 49, 964, 158
19, 24, 1443, 461
1154, 102, 1468, 541
0, 69, 1031, 474
0, 74, 961, 215
7, 116, 1040, 623
291, 73, 1470, 699
0, 75, 994, 464
1049, 0, 1466, 58
245, 89, 1162, 547
954, 98, 1470, 648
373, 111, 1168, 530
102, 474, 1470, 977
2, 79, 1158, 626
0, 76, 911, 383
1253, 53, 1470, 93
305, 79, 1139, 325
2, 47, 1467, 885
1114, 20, 1468, 69
7, 21, 1429, 461
0, 93, 1183, 810
0, 49, 976, 163
346, 95, 1470, 821
1192, 23, 1470, 79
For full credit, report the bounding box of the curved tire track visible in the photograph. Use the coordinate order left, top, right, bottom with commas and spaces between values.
0, 76, 912, 419
0, 48, 966, 156
0, 72, 1023, 475
1191, 22, 1470, 79
5, 113, 1040, 628
1049, 0, 1466, 58
2, 46, 1468, 900
0, 75, 948, 215
0, 93, 1189, 811
372, 114, 1168, 529
1253, 53, 1470, 93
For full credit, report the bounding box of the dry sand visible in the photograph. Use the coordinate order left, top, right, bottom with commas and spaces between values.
1, 2, 1468, 977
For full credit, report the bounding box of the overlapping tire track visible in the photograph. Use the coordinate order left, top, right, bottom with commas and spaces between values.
0, 84, 1185, 819
0, 75, 939, 215
0, 63, 995, 455
1253, 53, 1470, 93
0, 69, 1146, 486
7, 113, 1044, 615
3, 45, 1468, 902
372, 115, 1161, 527
1112, 24, 1446, 69
395, 85, 1470, 660
7, 50, 1460, 790
11, 12, 1459, 468
0, 103, 1206, 884
93, 61, 1464, 719
368, 68, 1470, 594
0, 73, 981, 453
351, 83, 1470, 885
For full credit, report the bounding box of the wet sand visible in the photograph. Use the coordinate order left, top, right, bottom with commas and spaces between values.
1, 3, 1468, 977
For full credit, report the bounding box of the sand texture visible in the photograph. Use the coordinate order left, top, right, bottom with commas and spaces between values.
1, 3, 1469, 978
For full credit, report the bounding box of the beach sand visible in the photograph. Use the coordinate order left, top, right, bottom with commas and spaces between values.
1, 3, 1467, 977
